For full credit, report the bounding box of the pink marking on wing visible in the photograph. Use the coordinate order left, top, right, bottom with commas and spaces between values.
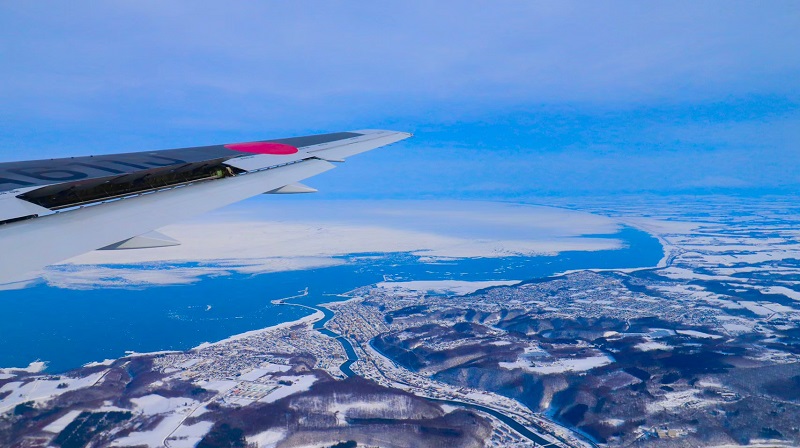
225, 141, 299, 155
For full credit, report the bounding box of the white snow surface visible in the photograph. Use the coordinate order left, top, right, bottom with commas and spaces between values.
169, 421, 215, 448
178, 358, 201, 369
647, 389, 717, 413
259, 362, 292, 373
130, 394, 200, 415
635, 341, 673, 351
0, 361, 47, 375
112, 395, 207, 447
439, 404, 459, 414
0, 371, 105, 413
260, 375, 317, 403
677, 329, 723, 339
377, 280, 519, 295
83, 359, 115, 367
48, 200, 622, 288
603, 418, 626, 427
42, 410, 83, 433
195, 310, 323, 349
329, 400, 394, 425
500, 354, 613, 374
238, 364, 291, 382
763, 286, 800, 301
200, 380, 238, 393
239, 368, 272, 381
248, 428, 287, 448
111, 413, 185, 447
45, 257, 342, 290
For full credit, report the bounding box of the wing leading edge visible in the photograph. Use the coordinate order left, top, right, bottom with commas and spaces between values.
0, 129, 411, 285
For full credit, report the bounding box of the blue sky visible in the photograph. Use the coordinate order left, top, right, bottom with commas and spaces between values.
0, 1, 798, 197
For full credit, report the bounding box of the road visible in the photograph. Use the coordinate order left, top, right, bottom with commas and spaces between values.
278, 293, 579, 447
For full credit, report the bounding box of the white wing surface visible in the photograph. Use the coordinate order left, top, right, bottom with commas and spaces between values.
0, 129, 411, 285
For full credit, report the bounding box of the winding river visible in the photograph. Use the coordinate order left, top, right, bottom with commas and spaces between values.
280, 298, 575, 448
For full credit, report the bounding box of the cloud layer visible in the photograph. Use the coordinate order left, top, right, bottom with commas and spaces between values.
0, 2, 797, 194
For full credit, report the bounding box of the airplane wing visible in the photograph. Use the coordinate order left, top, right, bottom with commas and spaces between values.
0, 129, 411, 286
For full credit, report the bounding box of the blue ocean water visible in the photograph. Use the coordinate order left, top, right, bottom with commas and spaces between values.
0, 226, 661, 373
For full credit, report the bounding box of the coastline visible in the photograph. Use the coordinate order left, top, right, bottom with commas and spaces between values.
192, 309, 324, 350
0, 361, 47, 376
0, 311, 326, 375
1, 208, 660, 374
616, 217, 683, 269
556, 217, 678, 277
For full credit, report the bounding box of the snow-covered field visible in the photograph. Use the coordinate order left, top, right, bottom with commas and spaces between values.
500, 354, 614, 374
247, 428, 286, 448
646, 389, 717, 413
110, 394, 209, 447
168, 421, 215, 448
111, 414, 188, 447
239, 364, 291, 381
764, 286, 800, 301
0, 371, 105, 413
42, 410, 82, 433
634, 341, 673, 352
676, 329, 723, 340
259, 375, 317, 403
130, 394, 201, 415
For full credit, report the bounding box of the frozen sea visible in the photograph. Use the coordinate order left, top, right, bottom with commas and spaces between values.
0, 225, 661, 373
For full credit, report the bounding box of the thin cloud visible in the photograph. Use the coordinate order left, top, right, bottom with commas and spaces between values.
0, 1, 797, 194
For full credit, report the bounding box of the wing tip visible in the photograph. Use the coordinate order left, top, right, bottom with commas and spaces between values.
351, 129, 413, 140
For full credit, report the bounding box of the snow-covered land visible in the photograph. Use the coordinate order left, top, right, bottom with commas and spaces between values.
0, 371, 105, 413
376, 280, 519, 295
500, 354, 614, 374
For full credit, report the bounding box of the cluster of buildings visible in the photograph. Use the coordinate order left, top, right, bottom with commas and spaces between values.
326, 298, 589, 448
151, 315, 348, 383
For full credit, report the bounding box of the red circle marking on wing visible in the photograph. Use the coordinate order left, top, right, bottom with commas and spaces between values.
224, 142, 299, 155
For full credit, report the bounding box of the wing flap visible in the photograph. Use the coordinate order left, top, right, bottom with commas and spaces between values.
0, 192, 52, 223
223, 153, 312, 172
